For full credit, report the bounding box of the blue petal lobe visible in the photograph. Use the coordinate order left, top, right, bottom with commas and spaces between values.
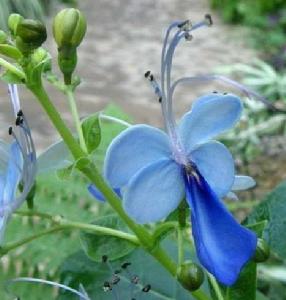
185, 171, 257, 286
3, 142, 22, 205
232, 175, 256, 191
124, 158, 184, 224
88, 184, 121, 202
179, 93, 242, 153
190, 141, 234, 198
104, 125, 171, 188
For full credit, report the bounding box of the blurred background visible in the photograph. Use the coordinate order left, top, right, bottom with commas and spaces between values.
0, 0, 285, 299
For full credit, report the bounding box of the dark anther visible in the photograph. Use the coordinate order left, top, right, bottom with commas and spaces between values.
15, 116, 23, 126
121, 262, 131, 269
8, 126, 13, 135
213, 90, 218, 93
149, 74, 154, 81
114, 269, 121, 274
17, 110, 23, 117
158, 97, 162, 103
112, 275, 120, 285
205, 14, 213, 26
184, 32, 193, 41
102, 281, 112, 292
223, 92, 227, 95
144, 70, 151, 78
131, 275, 139, 284
178, 19, 189, 29
142, 284, 151, 293
102, 255, 108, 263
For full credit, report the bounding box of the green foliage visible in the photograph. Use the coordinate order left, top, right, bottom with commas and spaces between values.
81, 113, 101, 154
80, 215, 137, 262
210, 0, 286, 68
57, 241, 200, 300
246, 181, 286, 260
0, 104, 132, 299
0, 172, 96, 299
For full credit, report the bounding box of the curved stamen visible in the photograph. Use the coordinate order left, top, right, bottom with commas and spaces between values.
169, 74, 286, 114
7, 278, 91, 300
8, 84, 20, 116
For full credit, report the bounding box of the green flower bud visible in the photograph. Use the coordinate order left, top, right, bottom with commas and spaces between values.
177, 261, 204, 291
31, 47, 51, 72
16, 19, 47, 48
52, 9, 86, 85
254, 238, 270, 263
0, 44, 22, 60
0, 30, 7, 44
8, 13, 24, 36
53, 8, 87, 49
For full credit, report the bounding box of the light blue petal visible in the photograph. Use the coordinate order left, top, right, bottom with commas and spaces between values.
232, 175, 256, 191
104, 125, 171, 188
0, 214, 9, 245
87, 184, 121, 202
0, 175, 6, 205
3, 142, 22, 204
185, 172, 257, 286
37, 140, 72, 174
190, 141, 234, 198
179, 93, 242, 153
226, 191, 239, 201
0, 139, 10, 173
123, 158, 184, 224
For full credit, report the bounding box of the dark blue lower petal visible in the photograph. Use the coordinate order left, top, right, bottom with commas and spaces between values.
88, 184, 121, 202
184, 172, 257, 286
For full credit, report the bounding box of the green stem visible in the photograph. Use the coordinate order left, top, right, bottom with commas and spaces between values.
178, 200, 187, 266
208, 274, 225, 300
1, 220, 139, 256
28, 84, 209, 300
0, 57, 26, 81
66, 87, 88, 153
177, 226, 184, 266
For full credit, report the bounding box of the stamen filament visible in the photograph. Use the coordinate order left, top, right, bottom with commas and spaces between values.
7, 278, 90, 300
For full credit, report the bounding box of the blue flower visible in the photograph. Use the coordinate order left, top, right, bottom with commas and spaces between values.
100, 17, 258, 286
0, 84, 37, 243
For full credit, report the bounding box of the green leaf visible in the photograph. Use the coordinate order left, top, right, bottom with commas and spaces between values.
0, 69, 23, 83
80, 215, 137, 262
0, 44, 22, 59
58, 240, 199, 300
246, 181, 286, 260
81, 113, 101, 153
57, 164, 74, 180
224, 262, 257, 300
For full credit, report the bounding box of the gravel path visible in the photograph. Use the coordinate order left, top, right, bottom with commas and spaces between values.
0, 0, 256, 150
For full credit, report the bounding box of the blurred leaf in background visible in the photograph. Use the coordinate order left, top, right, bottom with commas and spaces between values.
210, 0, 286, 69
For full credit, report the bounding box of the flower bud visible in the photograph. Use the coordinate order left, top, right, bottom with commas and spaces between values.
16, 19, 47, 49
52, 8, 86, 85
177, 261, 204, 291
0, 30, 7, 44
31, 47, 51, 72
8, 13, 24, 36
53, 8, 87, 49
253, 238, 270, 263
